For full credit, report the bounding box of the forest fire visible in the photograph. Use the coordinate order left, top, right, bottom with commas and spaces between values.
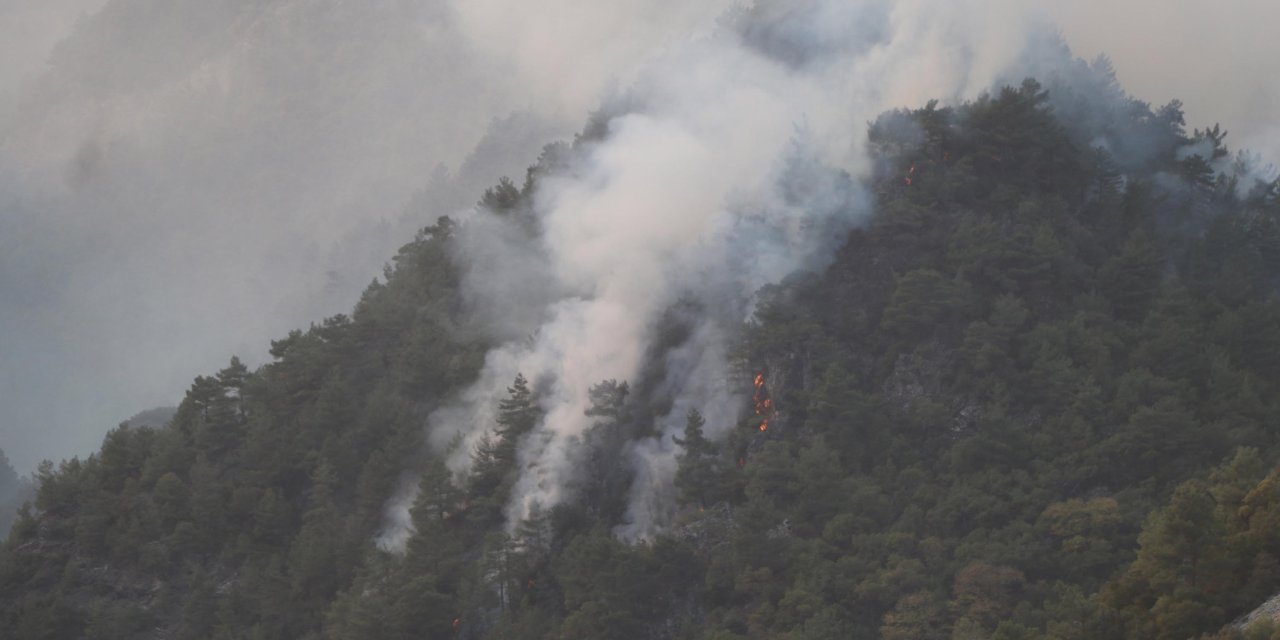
904, 164, 916, 185
752, 371, 775, 431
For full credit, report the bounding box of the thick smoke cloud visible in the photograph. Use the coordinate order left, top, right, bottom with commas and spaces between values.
0, 0, 706, 473
380, 0, 1110, 547
1, 0, 1275, 493
0, 0, 537, 471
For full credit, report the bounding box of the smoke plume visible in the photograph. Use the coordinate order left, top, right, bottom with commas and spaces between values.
1, 0, 1274, 520
380, 0, 1149, 547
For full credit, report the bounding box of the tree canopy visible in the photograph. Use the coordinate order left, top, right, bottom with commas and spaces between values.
4, 61, 1280, 640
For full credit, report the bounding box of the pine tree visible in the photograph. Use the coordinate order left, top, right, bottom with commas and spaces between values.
1100, 230, 1162, 321
289, 458, 347, 610
412, 460, 461, 529
479, 177, 522, 213
494, 373, 538, 466
215, 356, 249, 395
580, 380, 632, 521
673, 409, 719, 508
585, 380, 629, 421
469, 433, 505, 498
467, 433, 508, 528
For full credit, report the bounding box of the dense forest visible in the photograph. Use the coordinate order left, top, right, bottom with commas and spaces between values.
4, 47, 1280, 640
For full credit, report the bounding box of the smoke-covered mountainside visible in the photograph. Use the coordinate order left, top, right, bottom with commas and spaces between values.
6, 20, 1280, 640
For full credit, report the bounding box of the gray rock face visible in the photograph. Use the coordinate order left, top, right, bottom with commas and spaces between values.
1234, 592, 1280, 631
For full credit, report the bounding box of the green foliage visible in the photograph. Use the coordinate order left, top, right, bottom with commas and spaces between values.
1102, 450, 1280, 639
0, 213, 483, 638
674, 409, 724, 507
7, 67, 1280, 640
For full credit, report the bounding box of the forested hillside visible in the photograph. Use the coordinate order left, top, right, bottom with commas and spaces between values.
3, 58, 1280, 640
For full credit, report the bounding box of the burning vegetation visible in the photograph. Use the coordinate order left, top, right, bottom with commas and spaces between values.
752, 371, 775, 432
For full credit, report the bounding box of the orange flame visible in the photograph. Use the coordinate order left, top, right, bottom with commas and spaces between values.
904, 164, 916, 186
453, 618, 461, 629
752, 369, 775, 432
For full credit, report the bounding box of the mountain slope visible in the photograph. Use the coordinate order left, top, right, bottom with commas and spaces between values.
3, 65, 1280, 640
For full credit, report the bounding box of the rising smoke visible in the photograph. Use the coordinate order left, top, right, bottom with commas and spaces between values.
0, 0, 1274, 528
377, 0, 1112, 548
0, 0, 639, 472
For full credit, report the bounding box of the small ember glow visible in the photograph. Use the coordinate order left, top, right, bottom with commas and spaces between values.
752, 369, 776, 432
904, 164, 916, 185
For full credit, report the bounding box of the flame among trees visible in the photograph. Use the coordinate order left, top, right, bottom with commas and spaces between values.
753, 371, 775, 431
672, 370, 777, 506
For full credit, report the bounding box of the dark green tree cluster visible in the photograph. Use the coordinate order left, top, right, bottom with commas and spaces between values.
0, 218, 491, 638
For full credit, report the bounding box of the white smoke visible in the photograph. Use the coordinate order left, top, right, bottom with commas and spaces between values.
450, 0, 738, 118
2, 0, 1274, 476
376, 474, 419, 553
0, 0, 567, 471
377, 0, 1092, 548
615, 317, 741, 540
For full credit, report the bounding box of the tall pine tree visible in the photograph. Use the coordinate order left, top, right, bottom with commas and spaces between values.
673, 408, 719, 508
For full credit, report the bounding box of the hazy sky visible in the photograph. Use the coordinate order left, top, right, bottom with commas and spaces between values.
1048, 0, 1280, 155
0, 0, 1276, 475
